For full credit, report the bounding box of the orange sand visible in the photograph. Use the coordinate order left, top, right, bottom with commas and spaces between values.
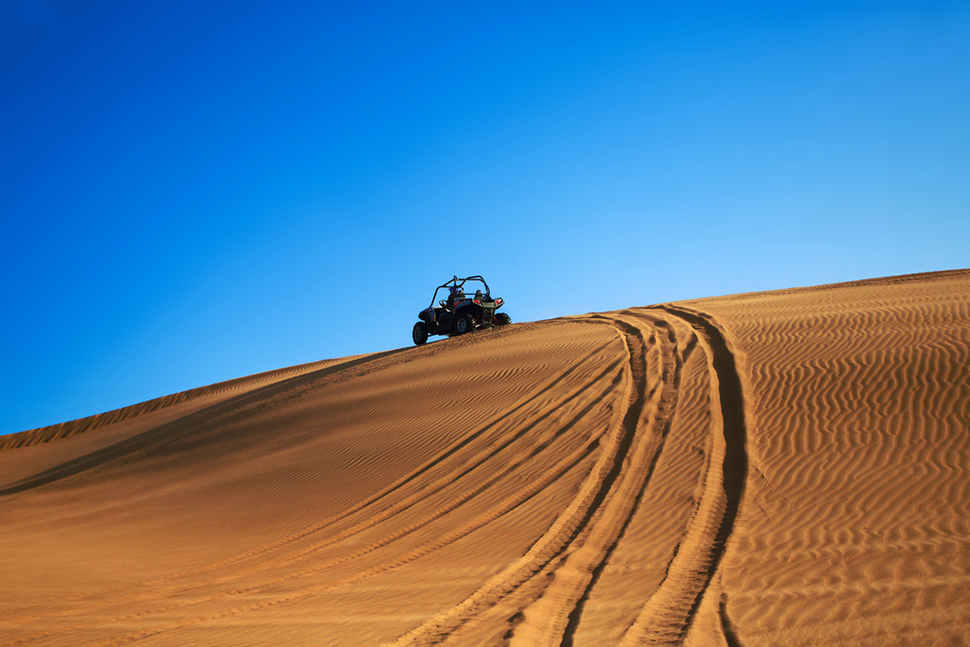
2, 269, 968, 646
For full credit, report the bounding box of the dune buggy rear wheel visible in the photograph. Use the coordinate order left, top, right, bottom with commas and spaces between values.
495, 312, 511, 326
455, 313, 476, 335
412, 321, 428, 345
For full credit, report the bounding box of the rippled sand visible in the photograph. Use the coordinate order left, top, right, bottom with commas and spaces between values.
2, 269, 968, 646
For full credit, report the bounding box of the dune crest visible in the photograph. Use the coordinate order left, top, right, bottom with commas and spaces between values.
0, 356, 368, 451
2, 270, 969, 646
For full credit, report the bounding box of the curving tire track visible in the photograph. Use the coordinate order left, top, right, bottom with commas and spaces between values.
3, 309, 751, 647
386, 305, 750, 647
508, 313, 687, 647
386, 317, 649, 646
617, 305, 748, 646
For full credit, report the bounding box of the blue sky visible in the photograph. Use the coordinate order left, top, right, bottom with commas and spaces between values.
2, 1, 968, 435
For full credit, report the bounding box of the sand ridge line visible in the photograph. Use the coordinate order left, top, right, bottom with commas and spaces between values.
618, 305, 749, 646
0, 356, 360, 451
0, 349, 410, 498
386, 316, 650, 646
0, 336, 499, 499
507, 312, 692, 647
671, 268, 970, 310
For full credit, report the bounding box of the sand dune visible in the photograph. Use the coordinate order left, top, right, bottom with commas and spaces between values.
2, 269, 968, 646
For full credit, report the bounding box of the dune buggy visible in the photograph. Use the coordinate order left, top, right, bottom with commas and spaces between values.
412, 275, 511, 345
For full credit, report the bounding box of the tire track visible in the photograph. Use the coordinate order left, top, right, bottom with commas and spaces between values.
3, 310, 749, 647
387, 317, 649, 646
618, 305, 748, 646
719, 593, 745, 647
508, 313, 687, 647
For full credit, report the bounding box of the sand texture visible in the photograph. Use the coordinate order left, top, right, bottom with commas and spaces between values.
2, 269, 969, 646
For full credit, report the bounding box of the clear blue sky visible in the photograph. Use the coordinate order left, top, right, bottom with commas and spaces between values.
2, 1, 968, 435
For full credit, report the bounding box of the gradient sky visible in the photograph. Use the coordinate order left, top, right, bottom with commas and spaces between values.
2, 1, 968, 435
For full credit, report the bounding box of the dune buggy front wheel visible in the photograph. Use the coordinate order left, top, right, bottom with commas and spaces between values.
412, 321, 428, 345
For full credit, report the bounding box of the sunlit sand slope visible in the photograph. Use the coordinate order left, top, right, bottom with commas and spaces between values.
684, 269, 970, 647
1, 269, 968, 646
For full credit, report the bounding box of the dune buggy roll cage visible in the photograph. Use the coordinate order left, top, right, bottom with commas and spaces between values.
429, 275, 492, 308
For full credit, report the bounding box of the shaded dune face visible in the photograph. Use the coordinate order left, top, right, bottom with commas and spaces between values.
1, 270, 968, 646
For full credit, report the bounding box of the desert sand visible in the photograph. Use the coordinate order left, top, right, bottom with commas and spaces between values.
2, 269, 969, 646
